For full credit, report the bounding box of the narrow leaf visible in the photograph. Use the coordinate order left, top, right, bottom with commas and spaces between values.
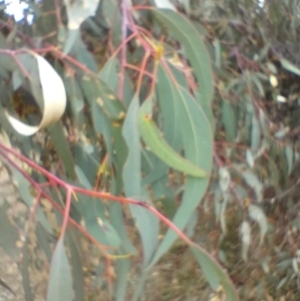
47, 122, 76, 180
246, 149, 255, 168
149, 78, 213, 268
138, 99, 207, 178
240, 221, 251, 261
191, 245, 239, 301
115, 258, 131, 301
219, 167, 231, 193
251, 115, 261, 153
221, 100, 237, 142
153, 0, 176, 10
152, 9, 213, 105
285, 145, 293, 175
243, 170, 263, 203
47, 239, 73, 301
280, 57, 300, 76
248, 204, 268, 245
122, 95, 159, 267
68, 233, 84, 301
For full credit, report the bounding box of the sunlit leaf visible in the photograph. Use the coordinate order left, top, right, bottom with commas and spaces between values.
246, 149, 255, 168
243, 170, 263, 203
240, 221, 251, 261
280, 57, 300, 76
219, 167, 231, 193
153, 0, 176, 10
64, 0, 99, 29
248, 204, 268, 245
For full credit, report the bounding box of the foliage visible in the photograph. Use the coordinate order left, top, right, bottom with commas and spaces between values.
1, 0, 300, 300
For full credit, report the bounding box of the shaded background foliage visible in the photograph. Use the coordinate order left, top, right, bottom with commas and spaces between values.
0, 0, 300, 300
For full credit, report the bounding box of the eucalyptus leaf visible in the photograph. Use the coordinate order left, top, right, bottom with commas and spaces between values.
47, 239, 73, 301
152, 9, 213, 105
248, 204, 268, 245
122, 95, 159, 267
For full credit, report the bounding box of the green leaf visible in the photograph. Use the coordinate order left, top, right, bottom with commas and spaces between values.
251, 115, 261, 153
92, 99, 113, 162
122, 95, 159, 267
243, 170, 263, 203
115, 258, 131, 301
47, 123, 76, 180
80, 76, 125, 121
138, 98, 207, 178
108, 202, 137, 254
85, 214, 122, 248
153, 9, 213, 106
156, 63, 181, 148
191, 245, 239, 301
0, 200, 20, 260
248, 204, 267, 245
112, 124, 128, 194
36, 225, 52, 261
64, 76, 85, 128
21, 242, 34, 301
246, 149, 255, 168
75, 166, 122, 248
99, 56, 134, 107
70, 36, 98, 73
251, 73, 265, 97
47, 239, 73, 301
149, 65, 213, 268
153, 0, 176, 10
122, 95, 142, 196
8, 164, 53, 234
99, 56, 119, 93
213, 38, 222, 69
285, 145, 293, 175
67, 233, 84, 301
221, 99, 237, 142
240, 221, 251, 261
280, 57, 300, 76
74, 143, 99, 186
63, 29, 80, 55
